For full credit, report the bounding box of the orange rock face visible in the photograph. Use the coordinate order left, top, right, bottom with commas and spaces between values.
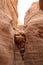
0, 1, 25, 65
24, 2, 39, 25
0, 10, 14, 65
0, 0, 18, 28
24, 2, 43, 65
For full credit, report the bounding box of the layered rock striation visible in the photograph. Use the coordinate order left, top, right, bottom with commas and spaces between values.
24, 2, 39, 25
0, 10, 14, 65
24, 2, 43, 65
0, 0, 18, 28
0, 0, 25, 65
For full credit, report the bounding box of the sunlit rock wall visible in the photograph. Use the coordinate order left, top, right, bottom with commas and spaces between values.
24, 2, 39, 25
0, 0, 18, 28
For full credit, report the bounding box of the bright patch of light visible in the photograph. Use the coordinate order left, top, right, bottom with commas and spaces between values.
18, 0, 39, 25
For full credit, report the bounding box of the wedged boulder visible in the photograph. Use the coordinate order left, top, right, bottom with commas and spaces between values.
24, 2, 43, 65
14, 32, 26, 65
0, 10, 14, 65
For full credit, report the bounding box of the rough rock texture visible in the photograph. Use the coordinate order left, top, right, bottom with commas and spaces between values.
24, 2, 39, 25
14, 31, 25, 65
0, 0, 5, 10
14, 45, 24, 65
0, 0, 18, 28
17, 25, 25, 32
0, 10, 14, 65
0, 0, 25, 65
24, 2, 43, 65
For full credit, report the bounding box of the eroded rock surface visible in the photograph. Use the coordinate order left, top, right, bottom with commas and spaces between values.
24, 2, 43, 65
0, 0, 25, 65
24, 2, 39, 25
0, 0, 18, 28
0, 10, 14, 65
14, 32, 26, 65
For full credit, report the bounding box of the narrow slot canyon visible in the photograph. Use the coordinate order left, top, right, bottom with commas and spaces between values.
0, 0, 43, 65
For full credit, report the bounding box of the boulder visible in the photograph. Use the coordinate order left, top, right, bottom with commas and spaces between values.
14, 32, 26, 65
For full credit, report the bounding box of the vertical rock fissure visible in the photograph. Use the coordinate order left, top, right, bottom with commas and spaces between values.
14, 33, 26, 61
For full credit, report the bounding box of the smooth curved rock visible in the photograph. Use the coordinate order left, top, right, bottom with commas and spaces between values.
24, 2, 43, 65
0, 10, 14, 65
0, 0, 18, 28
0, 1, 25, 65
24, 2, 39, 25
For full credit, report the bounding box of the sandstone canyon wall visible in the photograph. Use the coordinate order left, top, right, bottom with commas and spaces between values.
24, 2, 39, 25
0, 10, 14, 65
24, 2, 43, 65
0, 0, 18, 28
0, 0, 25, 65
